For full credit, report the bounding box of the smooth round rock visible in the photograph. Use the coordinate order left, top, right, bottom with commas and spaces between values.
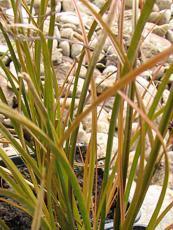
62, 0, 74, 11
103, 65, 117, 75
71, 43, 83, 58
56, 1, 61, 13
140, 33, 171, 62
0, 0, 11, 7
0, 45, 8, 55
166, 30, 173, 42
77, 124, 89, 144
79, 66, 87, 79
52, 48, 63, 64
93, 0, 106, 8
61, 28, 74, 39
85, 132, 118, 159
130, 184, 173, 228
152, 24, 169, 37
59, 40, 70, 56
156, 0, 172, 10
135, 76, 158, 111
148, 10, 171, 25
57, 12, 80, 25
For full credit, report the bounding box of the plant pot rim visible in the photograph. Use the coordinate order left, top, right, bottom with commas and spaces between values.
104, 201, 142, 230
133, 223, 147, 229
0, 153, 35, 167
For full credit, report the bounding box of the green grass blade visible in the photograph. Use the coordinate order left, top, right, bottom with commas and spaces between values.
154, 201, 173, 228
122, 84, 173, 229
147, 152, 169, 229
0, 102, 91, 229
0, 147, 36, 201
47, 0, 56, 54
0, 219, 10, 230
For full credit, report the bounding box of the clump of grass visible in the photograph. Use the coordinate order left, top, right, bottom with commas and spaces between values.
0, 0, 173, 229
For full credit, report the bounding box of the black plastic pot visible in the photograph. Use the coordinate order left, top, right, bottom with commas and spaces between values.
104, 222, 146, 230
0, 153, 35, 167
133, 224, 147, 229
0, 155, 25, 167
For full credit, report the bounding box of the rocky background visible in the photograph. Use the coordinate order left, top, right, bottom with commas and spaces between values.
0, 0, 173, 228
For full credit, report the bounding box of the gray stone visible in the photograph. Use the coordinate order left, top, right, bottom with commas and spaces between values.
61, 78, 86, 98
136, 76, 157, 108
54, 57, 74, 81
125, 0, 134, 8
31, 0, 60, 8
79, 66, 87, 79
82, 107, 109, 133
159, 10, 171, 25
77, 1, 100, 16
8, 62, 23, 90
86, 132, 118, 159
95, 71, 117, 94
52, 48, 63, 65
61, 28, 74, 39
62, 0, 74, 11
0, 45, 8, 54
0, 31, 5, 45
103, 65, 117, 75
97, 121, 109, 134
54, 26, 61, 41
125, 1, 158, 11
171, 3, 173, 15
77, 124, 89, 144
106, 53, 119, 66
71, 43, 83, 58
104, 97, 115, 111
9, 62, 17, 78
60, 97, 80, 108
152, 3, 160, 12
139, 69, 153, 80
6, 6, 35, 23
131, 122, 139, 137
61, 23, 76, 30
93, 0, 106, 8
44, 21, 61, 42
168, 151, 173, 163
55, 1, 61, 13
166, 30, 173, 42
107, 45, 117, 56
131, 184, 173, 229
140, 32, 171, 63
90, 37, 98, 50
59, 40, 70, 56
169, 19, 173, 30
162, 89, 170, 105
148, 10, 171, 25
0, 0, 11, 8
169, 73, 173, 83
3, 118, 13, 128
152, 24, 169, 37
57, 12, 80, 25
156, 0, 172, 10
103, 38, 112, 52
168, 151, 173, 189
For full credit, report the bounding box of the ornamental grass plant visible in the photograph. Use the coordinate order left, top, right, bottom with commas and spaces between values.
0, 0, 173, 229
